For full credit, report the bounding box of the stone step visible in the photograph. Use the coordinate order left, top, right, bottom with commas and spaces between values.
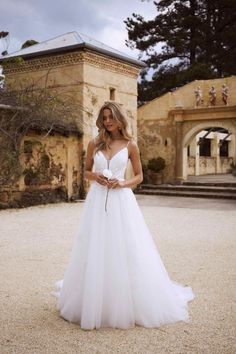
135, 188, 236, 200
140, 184, 236, 193
183, 181, 236, 187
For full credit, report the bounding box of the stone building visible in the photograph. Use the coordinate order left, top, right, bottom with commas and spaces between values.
0, 31, 144, 208
138, 76, 236, 183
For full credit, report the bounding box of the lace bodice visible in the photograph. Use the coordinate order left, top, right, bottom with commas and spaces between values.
93, 147, 129, 180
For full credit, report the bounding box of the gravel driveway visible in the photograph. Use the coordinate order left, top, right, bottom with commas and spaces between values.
0, 195, 235, 354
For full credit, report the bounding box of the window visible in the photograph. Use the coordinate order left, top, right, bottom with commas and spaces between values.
220, 140, 228, 157
199, 138, 211, 156
109, 88, 115, 101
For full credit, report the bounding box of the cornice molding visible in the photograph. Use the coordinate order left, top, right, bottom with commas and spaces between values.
3, 50, 140, 78
83, 51, 140, 78
3, 52, 84, 74
169, 105, 236, 116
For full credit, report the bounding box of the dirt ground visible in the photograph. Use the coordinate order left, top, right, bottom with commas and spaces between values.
0, 195, 235, 354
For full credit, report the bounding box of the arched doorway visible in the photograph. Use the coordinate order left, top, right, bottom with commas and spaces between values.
182, 122, 236, 180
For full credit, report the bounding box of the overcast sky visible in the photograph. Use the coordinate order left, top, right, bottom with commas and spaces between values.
0, 0, 155, 60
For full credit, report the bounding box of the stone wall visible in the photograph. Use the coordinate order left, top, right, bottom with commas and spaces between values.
82, 51, 139, 148
187, 156, 233, 175
138, 76, 236, 182
0, 130, 83, 209
137, 117, 176, 183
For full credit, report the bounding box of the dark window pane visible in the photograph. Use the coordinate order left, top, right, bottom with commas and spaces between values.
199, 138, 211, 156
220, 140, 228, 157
109, 88, 115, 101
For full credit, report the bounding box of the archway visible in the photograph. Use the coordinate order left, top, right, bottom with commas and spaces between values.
182, 121, 236, 180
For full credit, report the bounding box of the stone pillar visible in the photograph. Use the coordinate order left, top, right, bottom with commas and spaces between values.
228, 134, 235, 157
174, 111, 184, 184
195, 137, 200, 176
189, 139, 196, 157
211, 132, 221, 173
216, 135, 221, 173
182, 146, 188, 180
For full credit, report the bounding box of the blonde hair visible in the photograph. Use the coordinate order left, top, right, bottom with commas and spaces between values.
94, 101, 132, 153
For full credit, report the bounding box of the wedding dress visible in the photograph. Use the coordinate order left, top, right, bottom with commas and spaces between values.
51, 144, 195, 330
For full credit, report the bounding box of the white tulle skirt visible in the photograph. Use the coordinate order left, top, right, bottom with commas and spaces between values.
51, 182, 195, 330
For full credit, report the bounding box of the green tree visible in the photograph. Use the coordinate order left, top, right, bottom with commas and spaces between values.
125, 0, 236, 104
21, 39, 38, 49
0, 31, 9, 56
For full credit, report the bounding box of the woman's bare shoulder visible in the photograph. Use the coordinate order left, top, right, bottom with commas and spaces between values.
88, 138, 97, 148
86, 138, 97, 156
128, 139, 139, 151
90, 136, 98, 144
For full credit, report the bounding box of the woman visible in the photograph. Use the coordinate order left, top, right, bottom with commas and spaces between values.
52, 101, 195, 330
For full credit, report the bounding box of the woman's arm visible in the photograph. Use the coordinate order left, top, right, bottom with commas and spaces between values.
123, 140, 143, 187
84, 140, 108, 186
108, 140, 143, 189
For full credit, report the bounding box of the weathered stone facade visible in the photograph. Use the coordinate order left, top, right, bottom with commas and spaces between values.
138, 76, 236, 183
0, 105, 83, 209
0, 35, 143, 208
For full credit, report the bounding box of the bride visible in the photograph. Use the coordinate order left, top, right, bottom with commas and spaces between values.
52, 101, 195, 330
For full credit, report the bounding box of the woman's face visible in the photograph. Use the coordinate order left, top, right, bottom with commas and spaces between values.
103, 108, 120, 133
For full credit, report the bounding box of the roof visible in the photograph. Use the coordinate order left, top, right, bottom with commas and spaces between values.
1, 31, 145, 67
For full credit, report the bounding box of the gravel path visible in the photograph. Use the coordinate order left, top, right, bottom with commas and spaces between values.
0, 196, 235, 354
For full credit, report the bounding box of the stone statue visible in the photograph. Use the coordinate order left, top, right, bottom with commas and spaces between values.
209, 86, 216, 106
0, 65, 5, 90
221, 84, 229, 105
194, 86, 203, 107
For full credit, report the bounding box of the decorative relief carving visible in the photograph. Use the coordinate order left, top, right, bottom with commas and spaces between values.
221, 84, 229, 105
194, 86, 203, 107
3, 52, 84, 74
4, 50, 140, 78
208, 86, 216, 106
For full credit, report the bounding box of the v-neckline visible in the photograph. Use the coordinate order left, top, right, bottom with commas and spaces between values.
99, 146, 127, 162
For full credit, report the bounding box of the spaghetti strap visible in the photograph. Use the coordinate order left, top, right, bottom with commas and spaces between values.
127, 140, 131, 147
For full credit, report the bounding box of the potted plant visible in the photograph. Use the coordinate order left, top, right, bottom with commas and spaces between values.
147, 157, 166, 185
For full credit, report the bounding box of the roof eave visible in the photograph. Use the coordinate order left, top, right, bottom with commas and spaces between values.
0, 43, 146, 68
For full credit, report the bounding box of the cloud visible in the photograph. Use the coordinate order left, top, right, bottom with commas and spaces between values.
0, 0, 155, 58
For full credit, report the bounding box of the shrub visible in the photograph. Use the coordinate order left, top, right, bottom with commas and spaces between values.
230, 160, 236, 170
147, 157, 166, 172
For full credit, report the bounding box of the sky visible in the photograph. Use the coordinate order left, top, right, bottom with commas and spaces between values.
0, 0, 155, 60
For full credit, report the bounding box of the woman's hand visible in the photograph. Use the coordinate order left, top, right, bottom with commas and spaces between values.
95, 173, 108, 186
107, 178, 126, 189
